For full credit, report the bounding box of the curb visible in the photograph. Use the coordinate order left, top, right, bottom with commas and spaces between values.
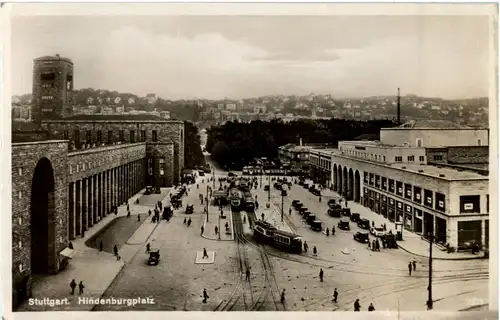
201, 214, 234, 242
397, 242, 485, 261
90, 260, 126, 311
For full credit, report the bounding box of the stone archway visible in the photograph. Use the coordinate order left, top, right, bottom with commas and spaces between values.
354, 170, 361, 203
348, 168, 354, 201
338, 166, 343, 195
31, 157, 56, 274
342, 167, 348, 198
333, 164, 337, 191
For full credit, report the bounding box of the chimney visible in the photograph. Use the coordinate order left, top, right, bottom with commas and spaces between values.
397, 88, 401, 124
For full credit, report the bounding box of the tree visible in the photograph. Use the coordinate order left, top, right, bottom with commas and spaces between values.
211, 141, 231, 165
183, 121, 205, 169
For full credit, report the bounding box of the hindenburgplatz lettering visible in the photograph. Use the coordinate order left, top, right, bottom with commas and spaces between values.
79, 297, 156, 306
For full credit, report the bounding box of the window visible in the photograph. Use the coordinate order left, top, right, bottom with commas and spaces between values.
41, 72, 55, 81
424, 189, 433, 208
383, 156, 386, 162
86, 131, 92, 144
63, 130, 69, 140
19, 241, 22, 249
395, 156, 402, 162
404, 183, 412, 200
419, 156, 425, 162
369, 173, 374, 186
460, 195, 480, 213
435, 192, 446, 212
407, 156, 414, 162
375, 175, 380, 188
478, 139, 481, 146
433, 155, 443, 161
119, 130, 124, 142
97, 131, 102, 144
381, 177, 387, 190
141, 130, 146, 142
152, 130, 158, 142
18, 191, 22, 199
389, 179, 395, 193
413, 186, 422, 203
19, 264, 24, 272
363, 172, 368, 183
108, 131, 113, 144
416, 138, 423, 147
74, 130, 80, 148
487, 194, 489, 212
18, 168, 23, 176
130, 130, 135, 143
18, 217, 22, 225
396, 181, 403, 196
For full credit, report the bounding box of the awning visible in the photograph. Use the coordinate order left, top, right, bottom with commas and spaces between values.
60, 248, 76, 259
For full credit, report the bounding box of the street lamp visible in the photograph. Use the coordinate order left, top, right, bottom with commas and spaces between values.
206, 185, 209, 222
267, 172, 271, 209
281, 189, 285, 222
427, 229, 434, 310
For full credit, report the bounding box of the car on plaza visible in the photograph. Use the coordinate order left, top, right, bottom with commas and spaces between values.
295, 203, 304, 210
327, 199, 337, 206
154, 187, 161, 194
357, 218, 370, 230
274, 182, 283, 190
144, 186, 153, 195
198, 171, 205, 176
148, 249, 160, 265
353, 231, 370, 243
281, 190, 288, 196
292, 200, 301, 208
264, 185, 270, 191
370, 227, 385, 237
303, 212, 312, 221
342, 208, 351, 217
186, 204, 194, 214
350, 213, 360, 222
328, 208, 341, 218
311, 220, 323, 232
338, 218, 350, 230
299, 207, 308, 215
306, 214, 317, 225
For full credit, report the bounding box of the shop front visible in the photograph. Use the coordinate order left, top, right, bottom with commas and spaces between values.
404, 204, 413, 231
388, 197, 395, 222
413, 208, 423, 234
396, 201, 404, 223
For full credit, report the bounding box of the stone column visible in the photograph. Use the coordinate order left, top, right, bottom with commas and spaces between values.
92, 174, 97, 224
76, 180, 81, 236
481, 219, 486, 249
126, 163, 130, 200
88, 176, 93, 228
98, 173, 102, 220
81, 178, 87, 232
114, 167, 118, 207
69, 182, 75, 240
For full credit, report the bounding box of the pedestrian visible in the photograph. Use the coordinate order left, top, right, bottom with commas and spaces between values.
408, 262, 412, 276
319, 268, 324, 282
127, 210, 131, 218
146, 242, 150, 253
354, 299, 361, 311
69, 242, 74, 249
127, 203, 129, 212
319, 196, 322, 203
345, 201, 348, 208
187, 218, 192, 227
280, 289, 286, 304
372, 221, 375, 228
99, 240, 103, 252
376, 239, 380, 251
246, 268, 250, 281
148, 209, 151, 216
202, 288, 209, 303
261, 213, 265, 221
113, 245, 118, 257
201, 225, 204, 235
383, 223, 387, 231
289, 208, 292, 215
215, 226, 218, 235
332, 288, 338, 303
332, 226, 335, 235
382, 239, 386, 249
412, 259, 417, 271
203, 248, 208, 258
70, 279, 77, 295
372, 240, 376, 251
183, 217, 187, 224
313, 246, 317, 256
367, 240, 371, 250
137, 214, 140, 222
368, 303, 375, 311
304, 241, 308, 253
326, 228, 330, 236
78, 281, 85, 295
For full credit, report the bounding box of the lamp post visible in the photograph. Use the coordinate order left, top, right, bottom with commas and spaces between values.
267, 173, 271, 209
206, 185, 209, 222
427, 229, 434, 310
281, 189, 285, 222
212, 165, 215, 191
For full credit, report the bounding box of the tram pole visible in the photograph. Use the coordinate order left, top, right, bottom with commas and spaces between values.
267, 173, 271, 209
427, 229, 433, 310
212, 165, 215, 191
206, 184, 209, 222
281, 189, 284, 222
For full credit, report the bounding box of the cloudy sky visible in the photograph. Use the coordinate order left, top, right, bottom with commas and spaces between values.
11, 15, 490, 99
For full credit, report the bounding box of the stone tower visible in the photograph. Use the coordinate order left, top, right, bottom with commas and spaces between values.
32, 55, 74, 124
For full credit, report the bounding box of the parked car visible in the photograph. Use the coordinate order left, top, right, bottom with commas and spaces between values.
353, 231, 370, 243
186, 204, 194, 214
357, 218, 370, 229
228, 172, 235, 177
292, 200, 301, 208
299, 207, 308, 215
327, 199, 337, 206
199, 171, 205, 176
382, 233, 398, 249
370, 227, 385, 237
342, 208, 351, 217
303, 212, 312, 220
306, 214, 317, 225
328, 208, 341, 218
264, 185, 270, 191
311, 220, 323, 232
148, 249, 160, 265
350, 213, 360, 222
312, 189, 321, 196
338, 218, 350, 230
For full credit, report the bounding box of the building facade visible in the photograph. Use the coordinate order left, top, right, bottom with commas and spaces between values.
32, 55, 74, 123
308, 121, 489, 251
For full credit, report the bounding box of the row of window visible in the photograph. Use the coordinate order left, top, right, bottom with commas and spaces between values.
69, 157, 143, 174
364, 171, 446, 212
66, 130, 158, 145
341, 149, 386, 162
310, 155, 332, 170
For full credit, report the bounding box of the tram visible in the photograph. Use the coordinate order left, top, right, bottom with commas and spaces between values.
229, 188, 243, 211
252, 221, 303, 254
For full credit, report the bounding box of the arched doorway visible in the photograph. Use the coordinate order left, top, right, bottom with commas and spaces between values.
342, 167, 348, 198
354, 170, 361, 203
333, 164, 337, 191
348, 168, 354, 201
31, 157, 56, 274
338, 166, 343, 195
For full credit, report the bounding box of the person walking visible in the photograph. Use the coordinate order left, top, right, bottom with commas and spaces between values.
113, 245, 118, 257
280, 289, 286, 304
412, 259, 417, 271
354, 299, 361, 311
289, 208, 292, 215
70, 279, 77, 295
313, 246, 318, 256
332, 288, 338, 303
326, 228, 330, 236
368, 303, 375, 311
202, 288, 209, 303
148, 209, 152, 217
408, 262, 413, 276
372, 240, 376, 251
137, 214, 140, 222
99, 240, 103, 252
319, 268, 324, 282
78, 281, 85, 295
245, 268, 250, 281
304, 241, 309, 253
331, 226, 335, 235
261, 213, 265, 221
201, 225, 204, 235
215, 226, 218, 235
187, 218, 192, 227
183, 217, 187, 225
146, 242, 150, 254
203, 248, 209, 259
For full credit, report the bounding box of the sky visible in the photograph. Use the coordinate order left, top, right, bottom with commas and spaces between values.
11, 15, 490, 100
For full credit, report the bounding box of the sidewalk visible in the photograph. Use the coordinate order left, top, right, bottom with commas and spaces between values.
18, 187, 173, 311
201, 205, 234, 241
310, 185, 481, 260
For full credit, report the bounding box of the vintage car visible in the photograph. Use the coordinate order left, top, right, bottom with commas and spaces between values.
148, 249, 160, 265
354, 231, 370, 243
328, 208, 342, 218
292, 200, 301, 208
311, 220, 323, 232
342, 208, 351, 216
144, 186, 153, 195
370, 227, 385, 237
350, 213, 360, 222
186, 204, 194, 214
154, 187, 161, 194
338, 218, 350, 230
264, 185, 270, 191
357, 218, 370, 230
327, 199, 337, 206
382, 233, 398, 249
306, 214, 317, 225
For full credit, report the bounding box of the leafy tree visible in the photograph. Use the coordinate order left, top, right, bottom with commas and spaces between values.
183, 121, 205, 169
